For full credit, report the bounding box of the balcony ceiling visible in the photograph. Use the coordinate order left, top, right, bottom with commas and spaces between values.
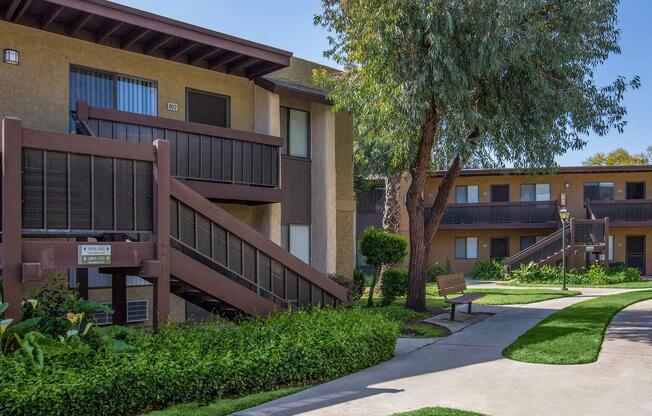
0, 0, 292, 78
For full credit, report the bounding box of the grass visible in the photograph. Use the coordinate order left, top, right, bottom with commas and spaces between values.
146, 386, 306, 416
504, 290, 652, 364
498, 280, 652, 289
391, 407, 486, 416
358, 283, 579, 337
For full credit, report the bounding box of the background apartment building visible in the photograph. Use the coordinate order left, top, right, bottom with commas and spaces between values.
358, 166, 652, 276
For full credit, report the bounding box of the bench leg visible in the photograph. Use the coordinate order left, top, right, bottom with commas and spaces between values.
468, 302, 472, 314
451, 304, 456, 321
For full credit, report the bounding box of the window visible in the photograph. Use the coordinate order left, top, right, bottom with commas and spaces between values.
88, 300, 148, 325
584, 182, 614, 201
520, 236, 536, 251
68, 268, 151, 289
186, 89, 229, 127
69, 66, 157, 131
608, 235, 614, 261
282, 224, 310, 264
281, 107, 310, 158
455, 237, 478, 259
490, 237, 510, 259
491, 185, 509, 202
520, 184, 551, 201
455, 185, 479, 203
626, 182, 645, 200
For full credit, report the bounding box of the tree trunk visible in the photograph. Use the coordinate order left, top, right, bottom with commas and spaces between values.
405, 104, 438, 312
377, 174, 402, 294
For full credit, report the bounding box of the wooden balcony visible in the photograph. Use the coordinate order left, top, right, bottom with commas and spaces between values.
75, 101, 282, 204
589, 200, 652, 226
433, 200, 559, 229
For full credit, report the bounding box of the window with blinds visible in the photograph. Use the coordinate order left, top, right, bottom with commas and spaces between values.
70, 66, 157, 131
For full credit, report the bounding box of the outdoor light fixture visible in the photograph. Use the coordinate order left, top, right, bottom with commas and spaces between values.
3, 49, 19, 65
559, 207, 570, 291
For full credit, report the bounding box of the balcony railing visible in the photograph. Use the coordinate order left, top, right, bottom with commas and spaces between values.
589, 200, 652, 225
74, 101, 281, 203
430, 200, 559, 229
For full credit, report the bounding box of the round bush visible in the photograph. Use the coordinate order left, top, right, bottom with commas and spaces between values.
471, 259, 507, 281
380, 268, 408, 306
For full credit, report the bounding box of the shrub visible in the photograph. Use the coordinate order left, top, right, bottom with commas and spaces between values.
329, 271, 366, 302
0, 308, 399, 416
427, 259, 452, 281
380, 268, 408, 306
359, 227, 408, 306
511, 263, 642, 285
471, 259, 507, 281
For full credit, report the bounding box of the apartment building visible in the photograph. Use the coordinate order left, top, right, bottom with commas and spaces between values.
0, 0, 353, 325
358, 166, 652, 276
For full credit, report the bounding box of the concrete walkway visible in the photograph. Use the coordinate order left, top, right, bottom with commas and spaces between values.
235, 289, 652, 416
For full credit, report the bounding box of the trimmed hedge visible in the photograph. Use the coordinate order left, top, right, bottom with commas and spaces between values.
380, 268, 408, 306
471, 259, 508, 281
0, 308, 399, 416
512, 263, 642, 285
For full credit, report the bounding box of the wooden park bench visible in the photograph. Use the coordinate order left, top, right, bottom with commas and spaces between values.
435, 273, 485, 321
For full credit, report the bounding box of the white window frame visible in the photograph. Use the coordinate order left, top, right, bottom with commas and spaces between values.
283, 224, 311, 264
455, 185, 479, 203
521, 183, 551, 202
281, 106, 310, 158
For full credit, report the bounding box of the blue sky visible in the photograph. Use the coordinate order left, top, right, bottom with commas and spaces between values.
115, 0, 650, 166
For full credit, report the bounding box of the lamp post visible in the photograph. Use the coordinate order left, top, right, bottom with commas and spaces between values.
559, 207, 570, 291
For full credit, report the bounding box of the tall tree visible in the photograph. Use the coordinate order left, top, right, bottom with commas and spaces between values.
315, 0, 639, 311
583, 147, 652, 166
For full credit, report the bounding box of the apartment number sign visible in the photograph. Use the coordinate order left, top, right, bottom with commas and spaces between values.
167, 102, 179, 112
78, 245, 112, 265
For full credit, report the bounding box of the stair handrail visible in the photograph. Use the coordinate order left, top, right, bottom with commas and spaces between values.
503, 227, 566, 268
170, 178, 348, 301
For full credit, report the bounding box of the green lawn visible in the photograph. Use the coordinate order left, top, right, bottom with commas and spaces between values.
498, 280, 652, 289
391, 407, 486, 416
359, 284, 579, 337
504, 290, 652, 364
146, 386, 306, 416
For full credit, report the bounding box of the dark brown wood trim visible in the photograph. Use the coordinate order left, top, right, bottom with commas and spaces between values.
439, 223, 557, 230
21, 241, 156, 268
178, 179, 282, 204
45, 0, 292, 64
254, 77, 332, 105
21, 127, 156, 161
432, 165, 652, 178
170, 178, 347, 300
170, 249, 277, 317
153, 139, 170, 327
444, 200, 558, 208
84, 104, 282, 147
589, 199, 652, 205
606, 221, 652, 228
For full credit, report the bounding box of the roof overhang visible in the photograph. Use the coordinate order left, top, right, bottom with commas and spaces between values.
255, 77, 331, 105
0, 0, 292, 78
431, 165, 652, 178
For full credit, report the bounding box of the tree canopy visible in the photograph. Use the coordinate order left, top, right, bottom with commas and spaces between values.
583, 147, 652, 166
316, 0, 638, 311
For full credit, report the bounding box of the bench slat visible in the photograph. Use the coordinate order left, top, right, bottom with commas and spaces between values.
436, 272, 467, 296
446, 293, 485, 304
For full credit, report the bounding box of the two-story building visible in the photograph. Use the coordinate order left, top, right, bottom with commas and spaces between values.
0, 0, 353, 325
358, 166, 652, 276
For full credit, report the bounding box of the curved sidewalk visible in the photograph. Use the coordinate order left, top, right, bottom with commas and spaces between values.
235, 290, 652, 416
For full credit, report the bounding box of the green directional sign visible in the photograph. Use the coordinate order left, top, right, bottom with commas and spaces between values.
78, 245, 112, 265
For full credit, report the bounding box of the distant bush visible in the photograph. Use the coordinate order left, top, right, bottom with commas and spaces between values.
329, 270, 367, 301
427, 259, 452, 281
0, 308, 399, 416
359, 227, 408, 306
380, 268, 409, 306
511, 263, 642, 285
471, 259, 508, 281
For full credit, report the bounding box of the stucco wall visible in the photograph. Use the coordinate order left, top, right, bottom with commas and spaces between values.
335, 112, 355, 278
0, 21, 255, 133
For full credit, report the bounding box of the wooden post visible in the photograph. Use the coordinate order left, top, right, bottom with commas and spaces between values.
2, 118, 23, 321
604, 217, 610, 270
112, 271, 127, 325
76, 237, 89, 299
152, 139, 170, 328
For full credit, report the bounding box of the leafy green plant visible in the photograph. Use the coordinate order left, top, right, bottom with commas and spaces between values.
427, 259, 452, 281
0, 308, 399, 416
380, 268, 408, 306
471, 259, 507, 281
329, 271, 366, 302
511, 263, 642, 285
359, 226, 408, 306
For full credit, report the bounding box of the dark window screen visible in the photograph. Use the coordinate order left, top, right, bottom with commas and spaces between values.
46, 151, 68, 229
70, 154, 91, 229
187, 90, 229, 128
490, 237, 510, 259
491, 185, 509, 202
22, 149, 44, 229
626, 182, 645, 200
